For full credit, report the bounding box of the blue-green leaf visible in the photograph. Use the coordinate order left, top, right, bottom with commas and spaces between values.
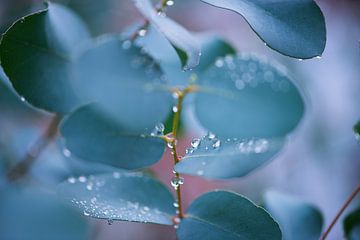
264, 191, 323, 240
177, 190, 282, 240
194, 53, 305, 138
354, 121, 360, 140
133, 0, 201, 70
60, 104, 166, 169
344, 207, 360, 240
175, 134, 284, 179
0, 3, 90, 113
201, 0, 326, 59
73, 36, 173, 131
0, 187, 89, 240
57, 172, 175, 225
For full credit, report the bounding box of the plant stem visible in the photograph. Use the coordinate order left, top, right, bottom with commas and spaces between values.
6, 115, 62, 182
168, 85, 198, 220
320, 183, 360, 240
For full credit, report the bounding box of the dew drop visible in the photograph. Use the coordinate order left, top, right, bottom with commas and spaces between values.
207, 132, 216, 140
86, 183, 93, 191
107, 219, 114, 225
171, 176, 184, 189
173, 202, 179, 208
78, 176, 87, 183
166, 0, 174, 6
316, 56, 322, 59
63, 148, 71, 158
83, 210, 90, 216
298, 59, 303, 62
185, 147, 194, 154
196, 170, 204, 176
172, 106, 178, 113
172, 92, 179, 99
113, 172, 121, 179
191, 138, 201, 148
151, 123, 164, 136
122, 40, 131, 50
215, 59, 224, 68
138, 29, 147, 37
212, 139, 221, 149
20, 96, 25, 102
67, 177, 76, 184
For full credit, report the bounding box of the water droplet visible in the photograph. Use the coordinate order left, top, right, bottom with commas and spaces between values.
212, 139, 221, 149
173, 202, 179, 208
215, 59, 224, 68
196, 170, 204, 176
235, 79, 245, 90
20, 96, 25, 102
107, 219, 114, 225
83, 210, 90, 216
172, 92, 179, 99
298, 59, 303, 62
122, 40, 131, 50
151, 123, 164, 136
63, 148, 71, 157
113, 172, 121, 179
167, 142, 174, 149
138, 29, 147, 37
316, 56, 322, 59
78, 176, 87, 183
207, 132, 216, 140
172, 106, 178, 113
166, 0, 174, 6
191, 138, 201, 148
171, 176, 184, 189
185, 147, 194, 154
67, 177, 76, 184
86, 183, 93, 191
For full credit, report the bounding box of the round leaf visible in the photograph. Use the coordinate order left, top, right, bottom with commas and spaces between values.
201, 0, 326, 59
0, 3, 90, 113
344, 207, 360, 240
73, 36, 173, 131
195, 53, 305, 138
0, 187, 89, 240
175, 135, 284, 179
60, 104, 166, 169
57, 172, 175, 225
264, 191, 323, 240
177, 190, 282, 240
133, 0, 201, 70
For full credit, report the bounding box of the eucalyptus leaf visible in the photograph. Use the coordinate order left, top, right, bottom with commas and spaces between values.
177, 190, 282, 240
175, 134, 284, 179
0, 3, 90, 113
57, 172, 175, 225
344, 207, 360, 240
60, 104, 166, 169
73, 36, 173, 131
0, 187, 89, 240
354, 121, 360, 140
264, 191, 323, 240
201, 0, 326, 59
195, 53, 305, 138
133, 0, 201, 70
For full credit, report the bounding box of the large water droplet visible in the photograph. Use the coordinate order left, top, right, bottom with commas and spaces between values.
212, 139, 221, 149
171, 176, 184, 189
166, 0, 174, 6
172, 106, 178, 113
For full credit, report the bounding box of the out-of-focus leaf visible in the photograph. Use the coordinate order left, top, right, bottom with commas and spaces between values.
73, 36, 173, 131
0, 3, 90, 113
194, 53, 305, 138
344, 207, 360, 240
0, 187, 89, 240
177, 190, 282, 240
264, 191, 323, 240
133, 0, 201, 70
201, 0, 326, 59
57, 172, 175, 225
175, 134, 284, 179
60, 104, 166, 169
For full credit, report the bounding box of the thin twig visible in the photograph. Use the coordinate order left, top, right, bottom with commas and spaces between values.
320, 184, 360, 240
6, 115, 62, 182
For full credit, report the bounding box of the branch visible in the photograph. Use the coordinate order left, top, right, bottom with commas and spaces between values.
6, 115, 62, 182
320, 184, 360, 240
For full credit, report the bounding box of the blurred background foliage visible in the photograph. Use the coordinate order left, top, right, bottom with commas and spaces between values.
0, 0, 359, 239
